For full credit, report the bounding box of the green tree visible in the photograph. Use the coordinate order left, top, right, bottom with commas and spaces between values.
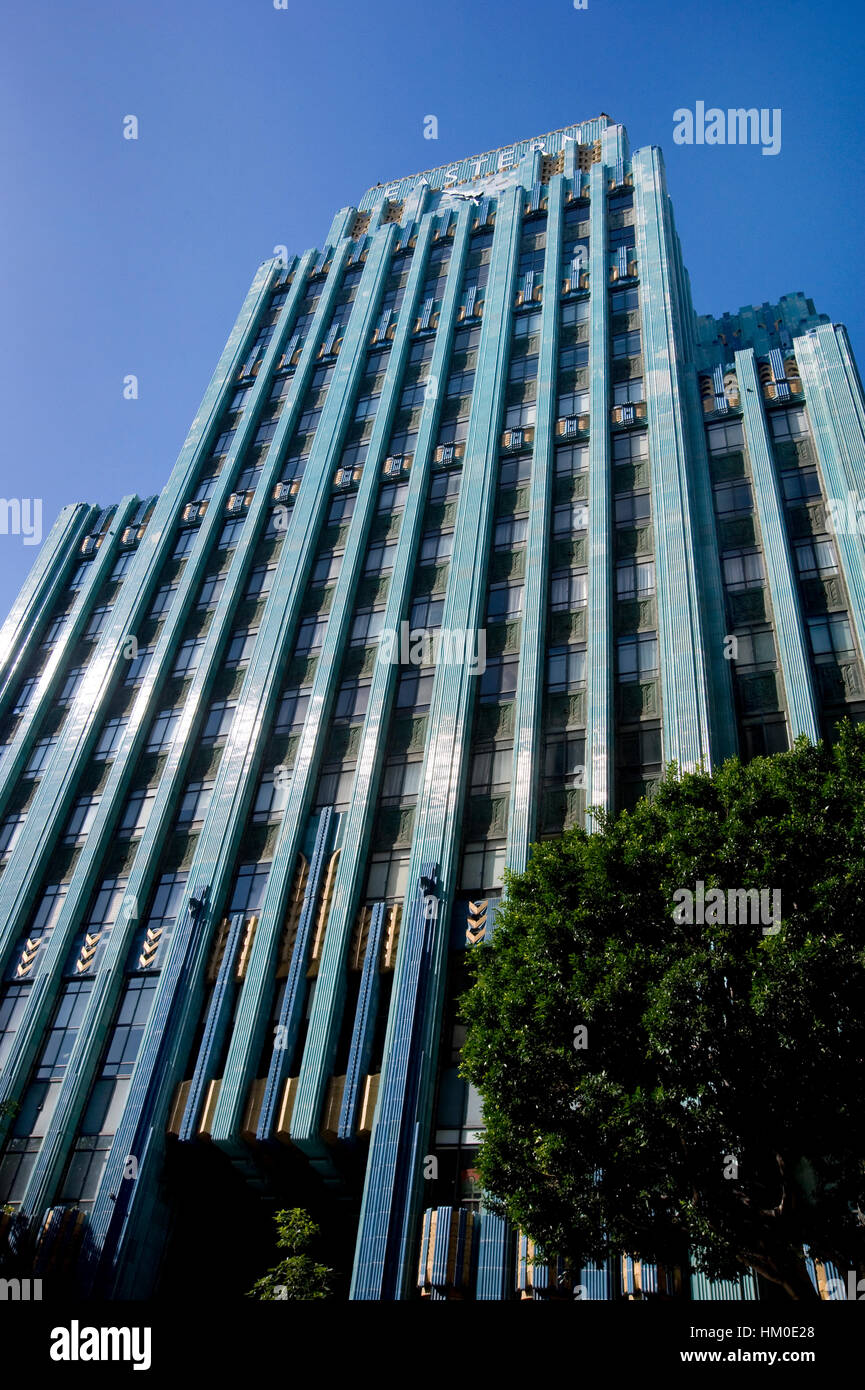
460, 723, 865, 1300
246, 1208, 332, 1301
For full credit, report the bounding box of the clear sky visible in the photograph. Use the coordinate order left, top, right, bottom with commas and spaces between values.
1, 0, 862, 618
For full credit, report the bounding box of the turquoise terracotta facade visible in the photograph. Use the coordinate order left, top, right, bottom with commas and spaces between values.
0, 117, 862, 1301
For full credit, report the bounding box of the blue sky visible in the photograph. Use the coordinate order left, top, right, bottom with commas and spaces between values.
1, 0, 862, 617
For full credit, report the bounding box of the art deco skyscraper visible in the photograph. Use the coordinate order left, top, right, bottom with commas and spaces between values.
0, 115, 862, 1301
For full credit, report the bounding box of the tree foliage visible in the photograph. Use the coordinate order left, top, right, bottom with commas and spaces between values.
460, 723, 865, 1300
246, 1208, 332, 1301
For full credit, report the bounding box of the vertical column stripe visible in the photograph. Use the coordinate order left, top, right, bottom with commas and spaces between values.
506, 176, 563, 867
796, 325, 865, 670
633, 146, 712, 770
586, 160, 614, 808
736, 349, 819, 741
